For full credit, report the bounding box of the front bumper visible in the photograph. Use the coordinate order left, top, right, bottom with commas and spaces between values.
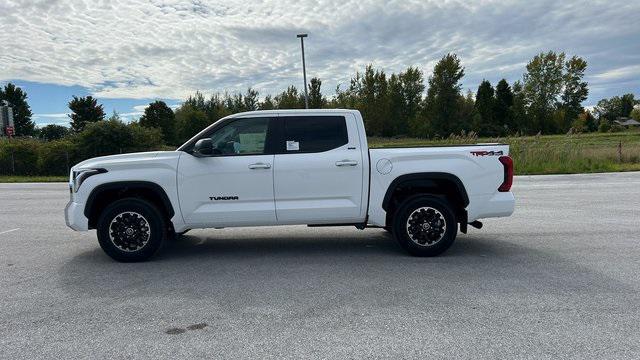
65, 201, 89, 231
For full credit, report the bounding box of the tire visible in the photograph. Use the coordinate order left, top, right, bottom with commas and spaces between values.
392, 195, 457, 257
96, 198, 166, 262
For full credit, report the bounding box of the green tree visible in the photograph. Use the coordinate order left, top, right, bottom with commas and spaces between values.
332, 83, 358, 109
631, 107, 640, 121
206, 93, 232, 120
594, 94, 638, 122
388, 74, 405, 134
243, 88, 260, 111
390, 67, 425, 135
620, 94, 637, 118
458, 90, 476, 134
494, 79, 514, 132
75, 116, 162, 157
275, 86, 304, 109
412, 53, 465, 137
0, 83, 36, 136
308, 78, 326, 109
139, 101, 176, 144
561, 56, 588, 131
359, 65, 390, 136
174, 104, 209, 144
224, 92, 245, 114
571, 110, 597, 133
474, 80, 496, 135
523, 51, 565, 134
183, 91, 207, 112
511, 81, 529, 134
39, 124, 70, 141
260, 95, 276, 110
68, 96, 105, 133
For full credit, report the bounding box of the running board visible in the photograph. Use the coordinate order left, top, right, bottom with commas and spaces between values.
307, 223, 367, 230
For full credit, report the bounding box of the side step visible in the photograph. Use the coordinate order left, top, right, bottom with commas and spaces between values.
307, 223, 368, 230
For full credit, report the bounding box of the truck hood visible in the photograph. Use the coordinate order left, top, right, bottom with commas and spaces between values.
72, 151, 182, 171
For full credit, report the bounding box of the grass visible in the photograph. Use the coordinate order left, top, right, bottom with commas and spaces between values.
369, 130, 640, 175
0, 175, 68, 183
1, 131, 639, 181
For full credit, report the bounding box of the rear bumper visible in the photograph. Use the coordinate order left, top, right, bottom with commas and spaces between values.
65, 201, 89, 231
467, 191, 515, 221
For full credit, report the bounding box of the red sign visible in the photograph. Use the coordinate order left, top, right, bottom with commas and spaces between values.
4, 126, 14, 136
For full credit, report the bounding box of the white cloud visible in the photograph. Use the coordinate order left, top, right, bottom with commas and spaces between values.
1, 0, 639, 104
591, 65, 640, 82
33, 113, 70, 119
33, 113, 71, 127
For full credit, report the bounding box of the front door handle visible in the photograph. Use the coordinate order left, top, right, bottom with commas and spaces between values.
248, 163, 271, 170
335, 160, 358, 167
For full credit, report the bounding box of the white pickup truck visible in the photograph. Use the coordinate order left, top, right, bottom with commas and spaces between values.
65, 109, 514, 262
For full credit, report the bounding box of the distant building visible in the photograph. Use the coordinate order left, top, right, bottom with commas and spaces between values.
614, 117, 640, 127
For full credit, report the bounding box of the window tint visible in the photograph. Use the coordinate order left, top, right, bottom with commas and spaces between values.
208, 117, 269, 155
283, 116, 348, 153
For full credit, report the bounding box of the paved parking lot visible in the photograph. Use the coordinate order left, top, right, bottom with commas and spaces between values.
1, 172, 639, 359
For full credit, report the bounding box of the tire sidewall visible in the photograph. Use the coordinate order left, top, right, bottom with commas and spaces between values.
97, 198, 166, 262
393, 195, 457, 256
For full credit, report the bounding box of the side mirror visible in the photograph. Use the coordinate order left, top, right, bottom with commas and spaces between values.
193, 138, 214, 157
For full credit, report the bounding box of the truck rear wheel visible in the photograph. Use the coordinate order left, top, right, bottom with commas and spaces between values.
96, 198, 166, 262
392, 195, 457, 256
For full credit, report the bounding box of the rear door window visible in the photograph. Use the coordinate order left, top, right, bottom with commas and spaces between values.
282, 116, 348, 153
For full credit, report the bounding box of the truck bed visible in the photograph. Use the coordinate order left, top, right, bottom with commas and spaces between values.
367, 144, 514, 225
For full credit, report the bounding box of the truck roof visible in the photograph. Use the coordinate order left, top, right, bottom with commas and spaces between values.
229, 109, 360, 118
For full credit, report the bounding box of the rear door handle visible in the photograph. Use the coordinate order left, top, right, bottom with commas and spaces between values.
248, 163, 271, 169
335, 160, 358, 167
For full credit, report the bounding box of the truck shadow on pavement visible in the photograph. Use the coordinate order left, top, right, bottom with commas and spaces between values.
58, 227, 632, 303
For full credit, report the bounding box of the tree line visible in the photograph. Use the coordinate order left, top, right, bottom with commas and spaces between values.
2, 51, 639, 147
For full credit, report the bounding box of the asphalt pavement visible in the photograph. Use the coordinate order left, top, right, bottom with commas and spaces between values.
1, 172, 639, 359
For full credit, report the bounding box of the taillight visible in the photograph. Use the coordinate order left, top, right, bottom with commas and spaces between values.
498, 156, 513, 192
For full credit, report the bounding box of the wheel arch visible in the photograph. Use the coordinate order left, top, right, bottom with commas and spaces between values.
382, 172, 469, 227
84, 181, 175, 229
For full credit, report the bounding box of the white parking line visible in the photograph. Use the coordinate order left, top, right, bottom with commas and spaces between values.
0, 228, 20, 235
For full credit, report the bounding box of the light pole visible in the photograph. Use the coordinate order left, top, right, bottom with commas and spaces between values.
297, 33, 309, 109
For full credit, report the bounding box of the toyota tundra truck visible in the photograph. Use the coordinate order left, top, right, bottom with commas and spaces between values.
65, 109, 515, 262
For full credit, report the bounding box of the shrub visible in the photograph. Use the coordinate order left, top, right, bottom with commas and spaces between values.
609, 124, 625, 133
75, 118, 163, 158
598, 121, 611, 133
39, 124, 70, 141
38, 139, 79, 176
0, 119, 165, 176
0, 139, 40, 176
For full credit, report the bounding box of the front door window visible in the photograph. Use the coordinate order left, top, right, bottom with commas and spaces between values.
208, 118, 269, 155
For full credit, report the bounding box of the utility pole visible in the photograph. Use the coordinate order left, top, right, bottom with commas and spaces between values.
297, 33, 309, 109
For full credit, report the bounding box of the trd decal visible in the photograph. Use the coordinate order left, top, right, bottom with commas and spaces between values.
209, 196, 239, 201
471, 150, 504, 157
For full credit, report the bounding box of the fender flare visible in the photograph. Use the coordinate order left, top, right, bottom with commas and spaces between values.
84, 181, 175, 219
381, 172, 469, 211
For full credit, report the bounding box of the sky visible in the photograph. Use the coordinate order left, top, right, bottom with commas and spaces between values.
1, 0, 639, 127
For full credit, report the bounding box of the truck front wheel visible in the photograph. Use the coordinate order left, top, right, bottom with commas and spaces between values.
392, 195, 457, 256
96, 198, 166, 262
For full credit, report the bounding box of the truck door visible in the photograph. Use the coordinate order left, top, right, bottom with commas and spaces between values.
177, 116, 277, 227
273, 114, 365, 224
